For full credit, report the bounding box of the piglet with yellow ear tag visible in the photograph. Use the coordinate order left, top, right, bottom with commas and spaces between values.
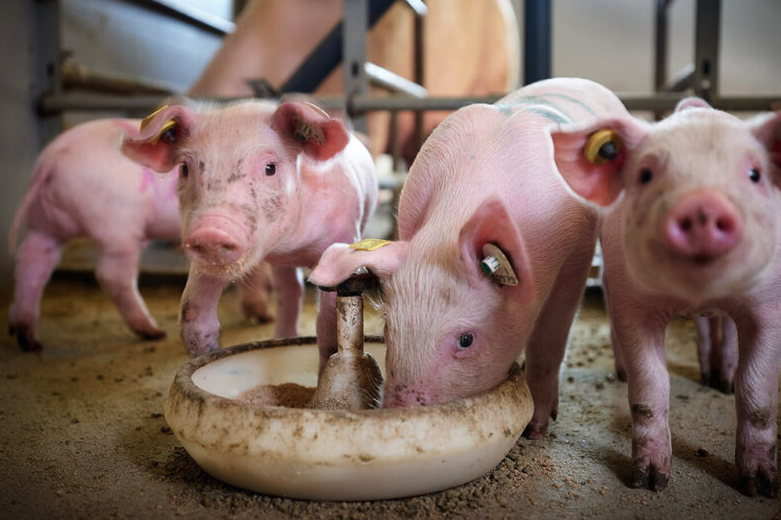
121, 99, 378, 371
551, 96, 781, 496
310, 77, 631, 436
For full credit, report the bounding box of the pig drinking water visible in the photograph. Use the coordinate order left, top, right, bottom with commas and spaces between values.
551, 98, 781, 496
122, 100, 377, 361
8, 118, 273, 350
309, 78, 629, 435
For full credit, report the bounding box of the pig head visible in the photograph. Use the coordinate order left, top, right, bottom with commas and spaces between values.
123, 99, 376, 357
551, 99, 781, 495
311, 197, 536, 408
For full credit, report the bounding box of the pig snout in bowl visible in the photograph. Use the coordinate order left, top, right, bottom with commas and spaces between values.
184, 215, 248, 265
663, 192, 742, 263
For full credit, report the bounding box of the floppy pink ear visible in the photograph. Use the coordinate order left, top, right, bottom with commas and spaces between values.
550, 117, 647, 207
749, 111, 781, 179
458, 197, 533, 304
271, 101, 350, 161
675, 97, 712, 112
121, 105, 195, 173
309, 241, 410, 288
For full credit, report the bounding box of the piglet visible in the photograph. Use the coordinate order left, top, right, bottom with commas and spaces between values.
309, 78, 629, 436
551, 98, 781, 496
122, 100, 377, 363
8, 118, 273, 351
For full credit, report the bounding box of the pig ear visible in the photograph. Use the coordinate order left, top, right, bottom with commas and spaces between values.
749, 111, 781, 175
458, 197, 533, 304
675, 97, 712, 112
550, 117, 647, 207
309, 241, 410, 288
271, 101, 350, 161
121, 105, 195, 173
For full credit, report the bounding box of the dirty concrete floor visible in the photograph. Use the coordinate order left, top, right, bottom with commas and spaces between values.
1, 274, 780, 520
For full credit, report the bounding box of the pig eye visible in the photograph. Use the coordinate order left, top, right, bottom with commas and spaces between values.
748, 167, 761, 183
639, 168, 653, 185
180, 164, 189, 178
457, 332, 474, 349
265, 163, 276, 176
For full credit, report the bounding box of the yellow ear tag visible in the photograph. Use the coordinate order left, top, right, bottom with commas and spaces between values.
140, 105, 176, 145
140, 105, 169, 131
584, 129, 623, 165
149, 119, 177, 145
349, 238, 392, 251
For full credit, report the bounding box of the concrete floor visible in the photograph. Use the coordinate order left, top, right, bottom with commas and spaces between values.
1, 273, 780, 519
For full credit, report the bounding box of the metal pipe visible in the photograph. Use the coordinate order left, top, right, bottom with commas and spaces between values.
654, 0, 674, 92
694, 0, 721, 103
61, 61, 178, 95
141, 0, 235, 35
523, 0, 552, 84
401, 0, 428, 16
365, 62, 427, 98
38, 92, 780, 115
412, 5, 425, 154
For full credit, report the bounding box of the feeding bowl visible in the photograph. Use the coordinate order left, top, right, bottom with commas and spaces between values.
164, 336, 533, 501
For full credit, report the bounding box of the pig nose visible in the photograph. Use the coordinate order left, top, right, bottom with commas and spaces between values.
184, 227, 244, 265
664, 193, 742, 261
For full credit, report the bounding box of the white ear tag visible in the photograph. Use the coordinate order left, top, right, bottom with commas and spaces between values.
480, 243, 518, 286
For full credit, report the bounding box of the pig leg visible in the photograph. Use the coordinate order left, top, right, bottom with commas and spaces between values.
613, 301, 672, 491
238, 262, 274, 323
180, 267, 226, 356
95, 244, 165, 340
696, 315, 737, 393
694, 314, 715, 386
603, 271, 628, 382
523, 250, 593, 439
733, 313, 780, 497
316, 289, 338, 376
8, 231, 62, 351
271, 265, 303, 338
714, 316, 737, 394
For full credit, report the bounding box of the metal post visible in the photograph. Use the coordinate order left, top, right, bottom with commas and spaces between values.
34, 0, 63, 147
523, 0, 552, 84
412, 8, 425, 158
654, 0, 672, 92
343, 0, 368, 133
694, 0, 721, 103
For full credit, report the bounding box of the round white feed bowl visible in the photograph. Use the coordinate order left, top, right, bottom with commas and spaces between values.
164, 336, 533, 501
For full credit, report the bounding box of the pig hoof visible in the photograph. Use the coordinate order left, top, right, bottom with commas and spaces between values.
739, 470, 778, 497
522, 422, 548, 440
17, 335, 43, 352
718, 378, 734, 395
630, 461, 669, 492
616, 368, 628, 383
140, 329, 167, 341
9, 325, 42, 352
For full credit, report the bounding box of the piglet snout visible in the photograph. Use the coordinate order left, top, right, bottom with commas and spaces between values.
664, 192, 742, 262
184, 216, 247, 265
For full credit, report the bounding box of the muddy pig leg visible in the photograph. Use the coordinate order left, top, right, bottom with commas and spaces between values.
238, 261, 274, 323
179, 267, 226, 356
733, 312, 780, 497
271, 265, 303, 339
